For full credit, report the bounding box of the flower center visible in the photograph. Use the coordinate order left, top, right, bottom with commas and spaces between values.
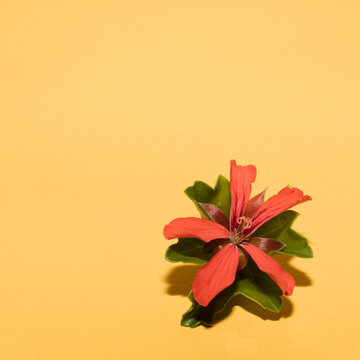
230, 216, 252, 245
230, 233, 242, 245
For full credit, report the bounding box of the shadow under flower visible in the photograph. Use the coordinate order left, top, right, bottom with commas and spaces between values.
273, 254, 313, 287
164, 256, 312, 322
165, 264, 201, 296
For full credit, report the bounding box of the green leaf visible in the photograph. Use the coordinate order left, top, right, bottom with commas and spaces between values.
165, 238, 211, 265
181, 259, 283, 327
253, 210, 313, 258
185, 175, 231, 218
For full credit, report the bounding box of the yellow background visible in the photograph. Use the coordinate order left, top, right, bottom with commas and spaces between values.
0, 1, 359, 359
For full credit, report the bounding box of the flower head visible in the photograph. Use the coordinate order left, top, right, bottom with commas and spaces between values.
163, 160, 311, 306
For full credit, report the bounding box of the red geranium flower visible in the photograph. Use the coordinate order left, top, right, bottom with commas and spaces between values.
163, 160, 311, 306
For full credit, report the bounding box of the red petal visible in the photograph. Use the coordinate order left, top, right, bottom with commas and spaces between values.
246, 187, 312, 236
241, 243, 295, 296
192, 244, 239, 306
229, 160, 257, 232
244, 188, 267, 218
163, 217, 230, 242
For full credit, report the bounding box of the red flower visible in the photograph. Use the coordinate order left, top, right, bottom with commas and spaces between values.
163, 161, 311, 307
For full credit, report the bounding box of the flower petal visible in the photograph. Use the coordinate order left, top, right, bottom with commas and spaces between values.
245, 237, 285, 253
198, 202, 229, 229
241, 243, 295, 296
163, 217, 230, 243
229, 160, 257, 231
192, 244, 239, 306
246, 187, 311, 236
244, 188, 267, 218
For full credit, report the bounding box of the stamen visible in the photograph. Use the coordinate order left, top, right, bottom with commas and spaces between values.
236, 216, 252, 230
